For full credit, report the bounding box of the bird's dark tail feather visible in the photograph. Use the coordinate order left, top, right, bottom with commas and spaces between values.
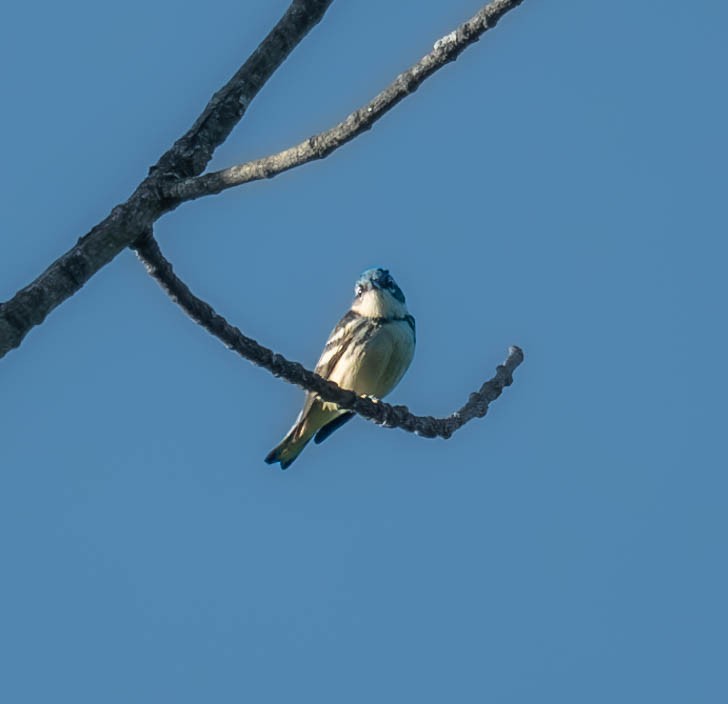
265, 440, 309, 470
314, 412, 355, 444
264, 425, 312, 470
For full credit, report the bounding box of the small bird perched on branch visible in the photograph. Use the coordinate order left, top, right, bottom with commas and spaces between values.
265, 268, 416, 469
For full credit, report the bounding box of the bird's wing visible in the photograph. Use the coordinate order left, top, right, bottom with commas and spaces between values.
313, 310, 365, 377
294, 310, 365, 430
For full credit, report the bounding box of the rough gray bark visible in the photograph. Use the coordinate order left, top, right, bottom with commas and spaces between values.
0, 0, 526, 359
133, 232, 524, 438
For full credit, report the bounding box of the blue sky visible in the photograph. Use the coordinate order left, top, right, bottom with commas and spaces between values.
1, 1, 726, 702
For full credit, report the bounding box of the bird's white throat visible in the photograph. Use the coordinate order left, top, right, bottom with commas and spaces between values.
351, 288, 408, 319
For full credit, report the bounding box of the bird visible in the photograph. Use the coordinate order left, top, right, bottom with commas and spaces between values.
265, 267, 416, 469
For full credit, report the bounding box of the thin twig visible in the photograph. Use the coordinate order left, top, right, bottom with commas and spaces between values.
167, 0, 526, 202
132, 232, 524, 439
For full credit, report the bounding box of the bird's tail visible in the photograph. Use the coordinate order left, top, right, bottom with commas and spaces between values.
266, 398, 349, 469
264, 422, 315, 470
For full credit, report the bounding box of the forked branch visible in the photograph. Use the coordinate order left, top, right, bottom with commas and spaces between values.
0, 0, 335, 358
0, 0, 528, 359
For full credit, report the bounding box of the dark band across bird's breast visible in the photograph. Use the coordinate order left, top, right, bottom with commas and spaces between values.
316, 312, 415, 378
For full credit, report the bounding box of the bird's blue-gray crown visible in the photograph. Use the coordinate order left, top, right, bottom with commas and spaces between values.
355, 268, 406, 304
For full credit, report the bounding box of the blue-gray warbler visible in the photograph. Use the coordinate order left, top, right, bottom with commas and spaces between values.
265, 268, 416, 469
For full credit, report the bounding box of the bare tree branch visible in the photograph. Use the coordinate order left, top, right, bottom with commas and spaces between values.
0, 0, 529, 361
132, 232, 524, 438
167, 0, 526, 202
154, 0, 335, 179
0, 0, 334, 359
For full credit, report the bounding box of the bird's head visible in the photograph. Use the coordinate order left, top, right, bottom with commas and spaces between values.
351, 268, 408, 318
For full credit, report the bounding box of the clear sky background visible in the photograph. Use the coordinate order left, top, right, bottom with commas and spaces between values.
1, 1, 726, 702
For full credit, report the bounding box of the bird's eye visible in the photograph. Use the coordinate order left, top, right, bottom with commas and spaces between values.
355, 284, 363, 296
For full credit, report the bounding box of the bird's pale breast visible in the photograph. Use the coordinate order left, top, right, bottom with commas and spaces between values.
329, 319, 414, 400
